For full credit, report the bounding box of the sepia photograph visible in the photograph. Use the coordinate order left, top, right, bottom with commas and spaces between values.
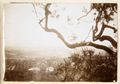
0, 1, 119, 83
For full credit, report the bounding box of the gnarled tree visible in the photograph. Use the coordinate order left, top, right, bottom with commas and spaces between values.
38, 3, 117, 56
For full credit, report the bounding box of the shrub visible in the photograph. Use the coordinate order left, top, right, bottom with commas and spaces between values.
56, 48, 117, 82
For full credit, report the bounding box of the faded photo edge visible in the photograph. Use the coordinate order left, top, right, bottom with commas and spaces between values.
0, 0, 120, 84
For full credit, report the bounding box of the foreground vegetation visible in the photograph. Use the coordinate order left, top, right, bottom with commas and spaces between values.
56, 48, 117, 82
4, 48, 117, 82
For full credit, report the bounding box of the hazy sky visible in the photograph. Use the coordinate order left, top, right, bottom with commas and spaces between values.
4, 3, 117, 57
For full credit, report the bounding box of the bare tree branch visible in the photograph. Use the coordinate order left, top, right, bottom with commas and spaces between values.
93, 22, 117, 48
92, 3, 117, 48
39, 3, 116, 55
96, 22, 117, 37
77, 9, 92, 21
104, 24, 117, 33
95, 35, 117, 48
32, 3, 38, 18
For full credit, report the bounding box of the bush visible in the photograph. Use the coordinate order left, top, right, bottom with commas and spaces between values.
55, 48, 117, 82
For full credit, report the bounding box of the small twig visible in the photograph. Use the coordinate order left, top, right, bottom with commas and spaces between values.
84, 27, 92, 41
77, 9, 92, 21
32, 3, 39, 18
39, 17, 45, 29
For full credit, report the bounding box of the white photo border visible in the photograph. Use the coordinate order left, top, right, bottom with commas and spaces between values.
0, 0, 120, 84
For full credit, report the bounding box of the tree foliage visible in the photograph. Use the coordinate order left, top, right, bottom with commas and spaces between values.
91, 3, 117, 49
55, 48, 117, 81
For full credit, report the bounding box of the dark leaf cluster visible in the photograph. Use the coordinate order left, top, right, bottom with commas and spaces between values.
91, 3, 117, 23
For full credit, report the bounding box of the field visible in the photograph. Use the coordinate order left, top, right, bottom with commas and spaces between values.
4, 49, 64, 81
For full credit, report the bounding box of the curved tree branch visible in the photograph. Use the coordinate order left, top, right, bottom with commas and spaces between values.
104, 23, 117, 33
96, 35, 117, 48
93, 22, 117, 48
41, 21, 115, 55
97, 22, 117, 37
38, 3, 115, 55
88, 42, 114, 55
